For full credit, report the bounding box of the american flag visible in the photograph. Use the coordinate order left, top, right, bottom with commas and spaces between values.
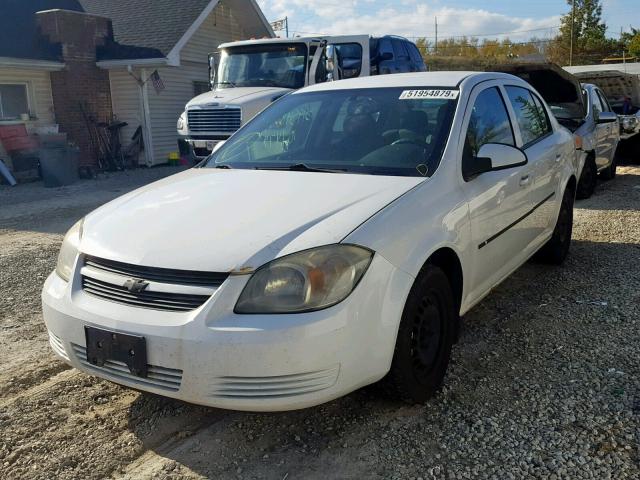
150, 70, 165, 94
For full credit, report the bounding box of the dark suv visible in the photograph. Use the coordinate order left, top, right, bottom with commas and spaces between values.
370, 36, 427, 74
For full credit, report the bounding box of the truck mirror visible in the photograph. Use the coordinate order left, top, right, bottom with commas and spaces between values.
208, 53, 217, 89
325, 44, 339, 82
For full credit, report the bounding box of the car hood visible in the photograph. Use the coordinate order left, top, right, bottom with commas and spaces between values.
186, 87, 291, 108
80, 169, 423, 272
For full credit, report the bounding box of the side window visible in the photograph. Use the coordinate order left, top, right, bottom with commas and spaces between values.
391, 39, 410, 61
530, 93, 552, 135
505, 86, 552, 147
591, 90, 604, 117
465, 87, 515, 159
596, 90, 612, 111
378, 39, 394, 59
407, 43, 425, 69
334, 43, 363, 79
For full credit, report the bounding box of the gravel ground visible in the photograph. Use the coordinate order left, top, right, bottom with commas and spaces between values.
1, 165, 639, 479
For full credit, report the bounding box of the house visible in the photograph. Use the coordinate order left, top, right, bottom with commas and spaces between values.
0, 0, 273, 170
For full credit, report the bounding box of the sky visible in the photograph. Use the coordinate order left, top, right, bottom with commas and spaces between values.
256, 0, 638, 43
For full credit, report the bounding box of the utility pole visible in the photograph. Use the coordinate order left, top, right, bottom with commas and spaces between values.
435, 16, 438, 55
285, 16, 289, 39
569, 0, 575, 66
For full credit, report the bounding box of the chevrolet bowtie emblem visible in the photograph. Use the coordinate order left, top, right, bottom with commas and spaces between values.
123, 278, 149, 293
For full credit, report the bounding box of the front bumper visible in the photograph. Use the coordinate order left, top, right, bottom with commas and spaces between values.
42, 254, 413, 411
178, 135, 230, 160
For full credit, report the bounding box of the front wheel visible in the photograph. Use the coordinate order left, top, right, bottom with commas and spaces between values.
600, 155, 617, 180
382, 265, 457, 403
535, 186, 574, 264
576, 154, 597, 199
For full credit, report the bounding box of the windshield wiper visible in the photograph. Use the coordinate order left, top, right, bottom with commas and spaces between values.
215, 81, 237, 88
253, 163, 346, 173
214, 164, 232, 169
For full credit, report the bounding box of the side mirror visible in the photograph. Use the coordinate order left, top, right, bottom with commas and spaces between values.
208, 52, 218, 89
463, 143, 527, 181
597, 111, 618, 124
324, 44, 339, 82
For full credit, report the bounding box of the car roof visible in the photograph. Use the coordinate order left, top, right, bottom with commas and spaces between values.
298, 71, 522, 94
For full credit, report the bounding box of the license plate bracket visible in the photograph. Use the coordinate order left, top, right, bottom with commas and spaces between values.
84, 326, 148, 377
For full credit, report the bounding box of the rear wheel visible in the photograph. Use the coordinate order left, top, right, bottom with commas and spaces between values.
600, 155, 617, 180
383, 265, 456, 403
536, 186, 574, 265
576, 154, 597, 199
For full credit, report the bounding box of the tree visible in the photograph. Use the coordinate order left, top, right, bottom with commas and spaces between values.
620, 28, 640, 58
550, 0, 613, 65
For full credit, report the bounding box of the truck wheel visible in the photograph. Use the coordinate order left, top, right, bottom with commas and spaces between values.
383, 265, 456, 404
576, 154, 597, 199
600, 155, 617, 180
536, 186, 574, 265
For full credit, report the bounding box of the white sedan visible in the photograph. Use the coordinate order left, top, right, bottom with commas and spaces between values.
43, 72, 577, 411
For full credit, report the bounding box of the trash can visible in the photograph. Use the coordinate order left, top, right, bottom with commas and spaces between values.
39, 145, 79, 188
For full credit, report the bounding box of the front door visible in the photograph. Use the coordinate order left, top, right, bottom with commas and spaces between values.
590, 88, 613, 169
461, 84, 536, 302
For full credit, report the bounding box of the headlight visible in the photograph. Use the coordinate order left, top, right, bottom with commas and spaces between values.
177, 112, 186, 131
235, 244, 373, 314
56, 219, 83, 282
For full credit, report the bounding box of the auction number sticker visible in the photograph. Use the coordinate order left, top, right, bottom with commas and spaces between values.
399, 89, 459, 100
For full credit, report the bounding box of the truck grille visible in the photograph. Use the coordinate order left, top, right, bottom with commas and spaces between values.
187, 108, 241, 133
81, 256, 228, 312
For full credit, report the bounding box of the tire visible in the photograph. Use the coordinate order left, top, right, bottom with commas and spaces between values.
536, 186, 574, 265
600, 155, 617, 180
576, 154, 597, 199
383, 265, 457, 404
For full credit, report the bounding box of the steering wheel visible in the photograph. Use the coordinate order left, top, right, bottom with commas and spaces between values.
391, 137, 430, 148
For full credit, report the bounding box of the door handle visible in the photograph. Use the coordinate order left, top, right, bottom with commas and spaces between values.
555, 153, 562, 162
519, 175, 530, 186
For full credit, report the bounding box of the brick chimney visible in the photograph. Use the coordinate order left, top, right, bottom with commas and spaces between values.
36, 9, 114, 167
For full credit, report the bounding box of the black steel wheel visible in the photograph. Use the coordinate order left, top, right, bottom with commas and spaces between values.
536, 186, 574, 265
383, 265, 456, 403
576, 154, 597, 199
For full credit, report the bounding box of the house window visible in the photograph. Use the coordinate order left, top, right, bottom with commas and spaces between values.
193, 81, 210, 97
0, 84, 30, 120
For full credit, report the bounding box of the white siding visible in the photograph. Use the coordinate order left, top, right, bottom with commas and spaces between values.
145, 2, 249, 164
108, 68, 148, 165
0, 67, 56, 163
181, 1, 249, 63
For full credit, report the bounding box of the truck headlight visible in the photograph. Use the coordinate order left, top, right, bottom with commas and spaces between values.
56, 219, 84, 282
235, 245, 373, 314
177, 112, 187, 131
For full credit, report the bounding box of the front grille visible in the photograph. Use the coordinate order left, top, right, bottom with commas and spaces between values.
187, 108, 241, 133
72, 344, 183, 391
84, 255, 228, 287
209, 365, 340, 399
81, 256, 227, 312
82, 276, 210, 312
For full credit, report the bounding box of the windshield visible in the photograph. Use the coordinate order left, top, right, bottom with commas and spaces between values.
205, 87, 458, 177
216, 43, 307, 89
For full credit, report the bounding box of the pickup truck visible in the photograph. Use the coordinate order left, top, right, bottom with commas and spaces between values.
177, 35, 426, 159
491, 64, 619, 199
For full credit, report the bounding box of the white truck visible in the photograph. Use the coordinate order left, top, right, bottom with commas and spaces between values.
177, 35, 426, 159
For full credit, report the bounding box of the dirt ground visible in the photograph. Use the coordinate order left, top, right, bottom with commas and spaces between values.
1, 165, 639, 479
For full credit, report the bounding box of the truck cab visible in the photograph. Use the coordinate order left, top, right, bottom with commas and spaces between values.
177, 35, 426, 159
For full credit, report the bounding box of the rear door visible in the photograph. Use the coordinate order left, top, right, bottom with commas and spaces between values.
461, 83, 537, 301
503, 85, 562, 240
595, 88, 620, 166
